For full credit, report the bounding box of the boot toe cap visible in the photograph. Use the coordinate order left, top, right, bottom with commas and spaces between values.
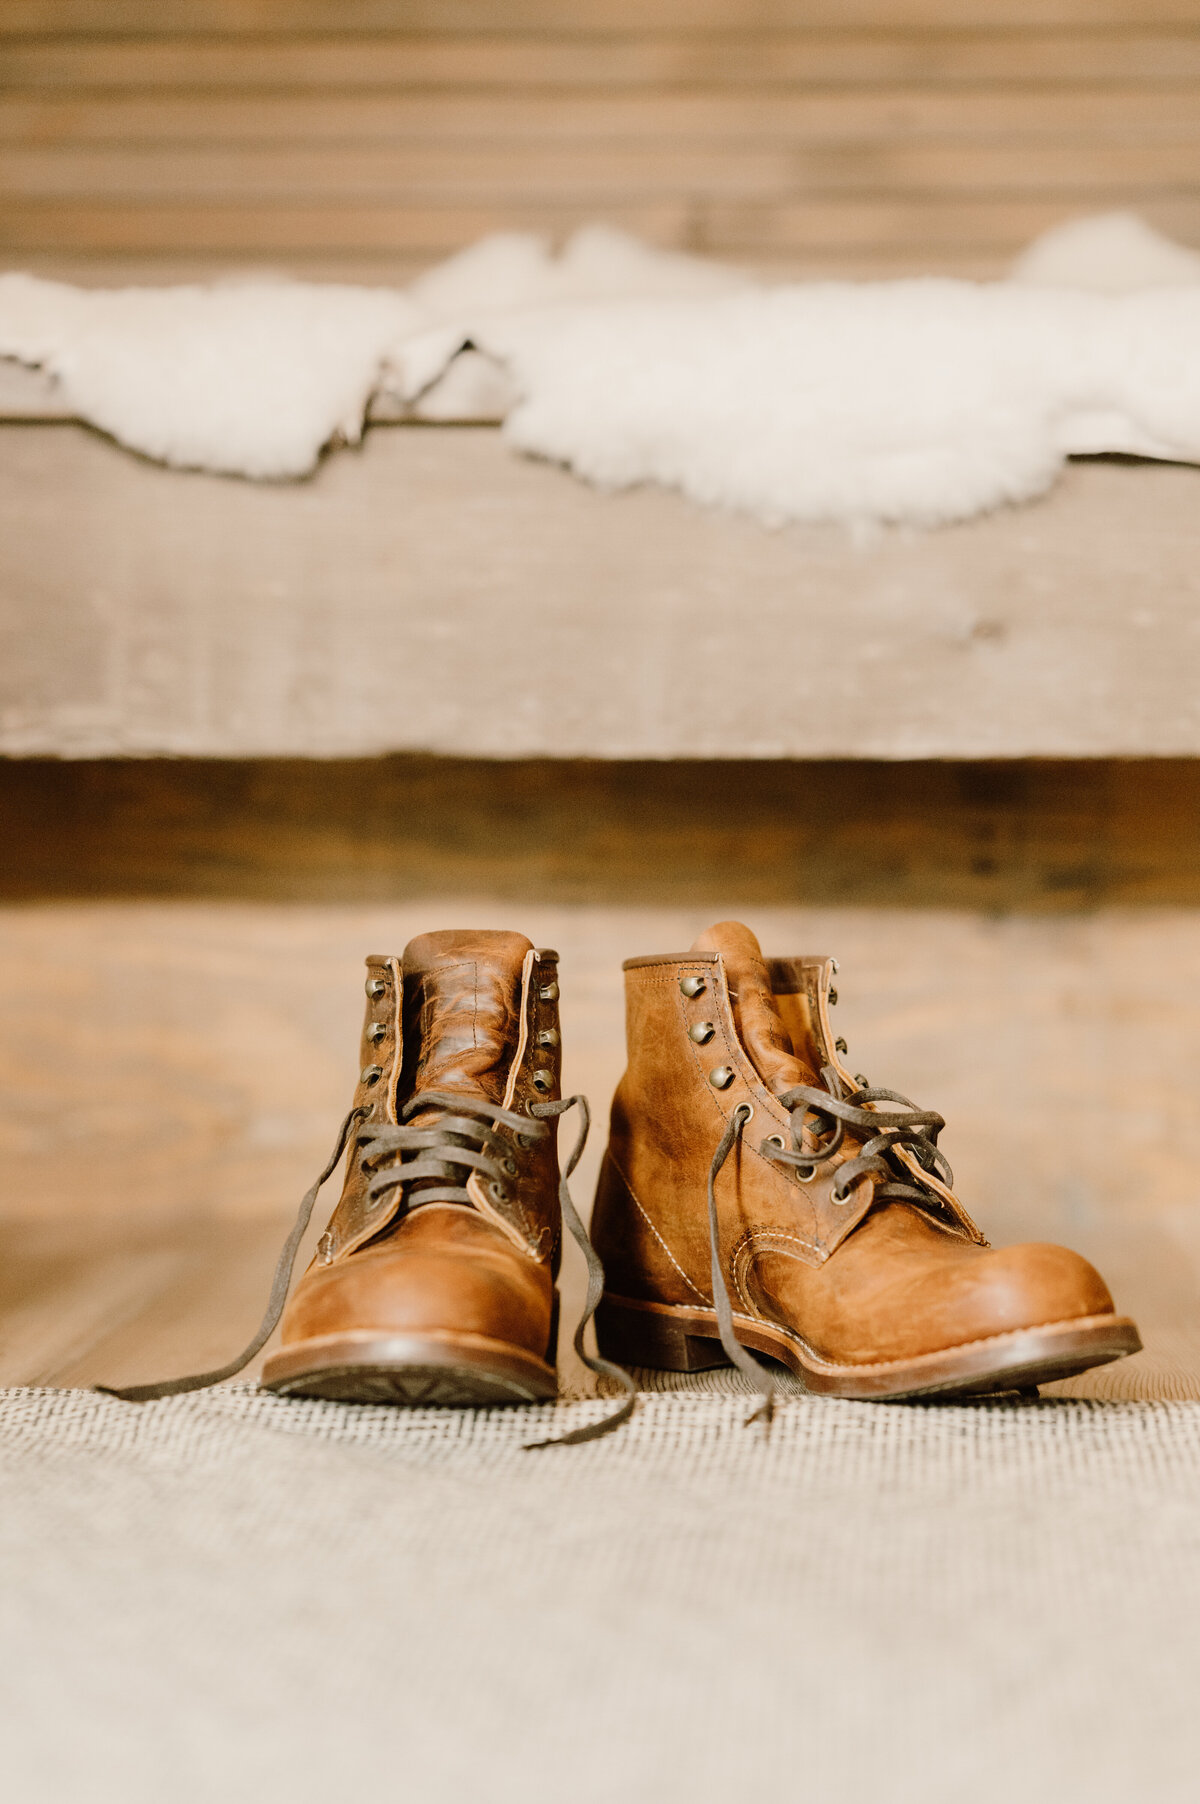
280, 1213, 555, 1360
905, 1238, 1118, 1355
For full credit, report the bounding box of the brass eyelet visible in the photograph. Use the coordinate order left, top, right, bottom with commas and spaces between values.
708, 1065, 735, 1090
688, 1021, 716, 1045
680, 974, 706, 998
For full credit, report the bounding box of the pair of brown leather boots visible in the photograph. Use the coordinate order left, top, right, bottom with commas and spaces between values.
108, 923, 1139, 1428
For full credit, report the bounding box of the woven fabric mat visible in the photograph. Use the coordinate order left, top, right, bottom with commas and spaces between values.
2, 1382, 1198, 1804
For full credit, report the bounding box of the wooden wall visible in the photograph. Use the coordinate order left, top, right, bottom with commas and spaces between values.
3, 2, 1200, 284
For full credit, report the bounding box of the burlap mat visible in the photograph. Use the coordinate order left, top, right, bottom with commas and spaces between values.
2, 1382, 1197, 1804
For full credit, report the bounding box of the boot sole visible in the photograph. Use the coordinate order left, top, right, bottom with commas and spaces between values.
596, 1294, 1142, 1400
261, 1330, 558, 1407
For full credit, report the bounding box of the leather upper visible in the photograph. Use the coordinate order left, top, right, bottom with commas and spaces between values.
279, 931, 565, 1362
592, 921, 1118, 1367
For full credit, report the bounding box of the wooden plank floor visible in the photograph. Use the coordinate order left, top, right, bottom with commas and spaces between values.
2, 895, 1197, 1402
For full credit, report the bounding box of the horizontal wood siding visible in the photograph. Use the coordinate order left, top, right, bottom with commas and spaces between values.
2, 4, 1199, 281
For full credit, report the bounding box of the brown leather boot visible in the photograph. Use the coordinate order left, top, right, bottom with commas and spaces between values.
592, 921, 1140, 1403
262, 930, 572, 1404
105, 930, 633, 1430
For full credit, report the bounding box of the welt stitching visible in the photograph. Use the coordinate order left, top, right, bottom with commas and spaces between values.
783, 1318, 1122, 1374
622, 1300, 1113, 1374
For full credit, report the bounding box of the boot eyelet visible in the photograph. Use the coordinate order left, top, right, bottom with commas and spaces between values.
366, 1021, 387, 1045
502, 1157, 518, 1176
360, 1064, 384, 1086
831, 1186, 853, 1206
536, 1029, 559, 1048
532, 1071, 554, 1093
516, 1132, 535, 1148
708, 1065, 735, 1090
365, 976, 387, 1000
489, 1181, 510, 1204
734, 1103, 753, 1124
835, 1037, 849, 1054
539, 982, 559, 1003
688, 1021, 715, 1045
680, 975, 706, 998
764, 1133, 785, 1150
828, 988, 838, 1006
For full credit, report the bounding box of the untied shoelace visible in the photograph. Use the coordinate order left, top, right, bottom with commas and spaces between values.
704, 1063, 953, 1427
98, 1090, 636, 1447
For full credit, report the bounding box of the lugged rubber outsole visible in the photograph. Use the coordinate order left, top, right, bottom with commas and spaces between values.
596, 1293, 1142, 1400
261, 1329, 558, 1406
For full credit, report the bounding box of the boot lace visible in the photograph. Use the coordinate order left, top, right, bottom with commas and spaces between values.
706, 1065, 954, 1425
763, 1064, 953, 1204
99, 1091, 635, 1446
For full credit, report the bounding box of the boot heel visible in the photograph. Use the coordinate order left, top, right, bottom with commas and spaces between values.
596, 1296, 729, 1374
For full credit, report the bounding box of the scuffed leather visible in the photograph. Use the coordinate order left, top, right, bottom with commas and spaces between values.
694, 920, 819, 1093
282, 1206, 555, 1354
592, 923, 1119, 1367
279, 931, 564, 1364
401, 930, 533, 1104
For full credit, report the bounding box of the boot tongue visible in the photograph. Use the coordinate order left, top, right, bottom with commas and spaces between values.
401, 929, 533, 1106
691, 921, 819, 1093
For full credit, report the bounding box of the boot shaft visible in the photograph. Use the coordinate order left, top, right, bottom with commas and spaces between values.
318, 937, 565, 1269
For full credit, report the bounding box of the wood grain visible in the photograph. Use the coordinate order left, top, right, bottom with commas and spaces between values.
7, 140, 1200, 202
4, 426, 1199, 764
6, 4, 1200, 33
6, 756, 1200, 913
6, 31, 1200, 90
2, 7, 1199, 278
4, 88, 1200, 143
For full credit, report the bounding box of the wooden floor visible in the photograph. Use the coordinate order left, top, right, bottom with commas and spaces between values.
3, 887, 1198, 1402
